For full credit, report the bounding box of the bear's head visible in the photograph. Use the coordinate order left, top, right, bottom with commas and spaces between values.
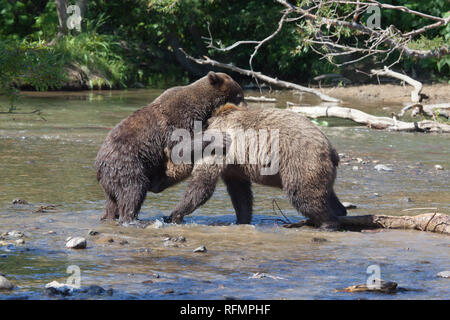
206, 71, 247, 110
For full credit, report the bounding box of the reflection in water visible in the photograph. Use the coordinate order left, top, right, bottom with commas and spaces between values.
0, 90, 448, 299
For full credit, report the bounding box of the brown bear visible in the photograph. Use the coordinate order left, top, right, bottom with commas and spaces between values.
165, 105, 347, 228
95, 72, 246, 224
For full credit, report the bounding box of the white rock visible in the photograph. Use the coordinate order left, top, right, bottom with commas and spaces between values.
437, 271, 450, 278
193, 246, 207, 253
163, 240, 178, 248
15, 239, 25, 245
8, 231, 24, 238
249, 272, 285, 280
352, 166, 359, 171
66, 237, 87, 249
88, 230, 99, 236
148, 220, 164, 229
175, 236, 186, 242
0, 275, 14, 290
45, 281, 77, 294
435, 165, 443, 170
374, 164, 393, 171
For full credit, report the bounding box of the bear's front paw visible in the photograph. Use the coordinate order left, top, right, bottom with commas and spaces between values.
318, 221, 340, 231
166, 214, 184, 224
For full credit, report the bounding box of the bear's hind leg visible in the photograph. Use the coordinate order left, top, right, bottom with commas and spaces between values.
101, 193, 119, 220
285, 187, 338, 228
328, 190, 347, 217
222, 175, 253, 224
117, 184, 147, 224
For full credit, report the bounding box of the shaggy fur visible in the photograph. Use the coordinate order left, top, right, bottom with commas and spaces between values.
95, 72, 246, 223
166, 106, 347, 227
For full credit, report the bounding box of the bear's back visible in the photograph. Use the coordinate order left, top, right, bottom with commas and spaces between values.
209, 108, 327, 143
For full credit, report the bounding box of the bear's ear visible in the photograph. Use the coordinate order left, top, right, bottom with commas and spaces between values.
207, 71, 223, 86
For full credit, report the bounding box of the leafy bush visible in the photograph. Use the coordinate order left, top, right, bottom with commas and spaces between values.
0, 0, 448, 92
53, 32, 128, 88
0, 39, 66, 111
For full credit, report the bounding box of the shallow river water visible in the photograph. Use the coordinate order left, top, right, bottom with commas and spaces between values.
0, 89, 448, 300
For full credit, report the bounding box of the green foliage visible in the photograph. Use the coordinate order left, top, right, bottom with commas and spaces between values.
0, 1, 50, 39
53, 32, 128, 88
0, 39, 66, 111
32, 0, 59, 40
0, 0, 448, 91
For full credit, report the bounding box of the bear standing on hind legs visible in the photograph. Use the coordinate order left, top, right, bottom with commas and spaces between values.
95, 72, 247, 224
166, 106, 347, 228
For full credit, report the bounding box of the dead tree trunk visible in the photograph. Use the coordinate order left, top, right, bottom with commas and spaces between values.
289, 105, 450, 133
55, 0, 69, 37
284, 213, 450, 235
337, 213, 450, 235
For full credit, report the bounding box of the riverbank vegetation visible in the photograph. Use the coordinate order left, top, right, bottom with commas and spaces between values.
0, 0, 449, 110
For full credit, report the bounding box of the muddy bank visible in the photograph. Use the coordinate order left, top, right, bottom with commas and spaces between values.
320, 84, 450, 106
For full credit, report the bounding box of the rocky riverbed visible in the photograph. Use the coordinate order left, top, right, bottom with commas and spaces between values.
0, 89, 448, 299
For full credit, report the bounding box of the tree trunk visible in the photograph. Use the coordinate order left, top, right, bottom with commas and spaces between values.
76, 0, 87, 20
55, 0, 69, 36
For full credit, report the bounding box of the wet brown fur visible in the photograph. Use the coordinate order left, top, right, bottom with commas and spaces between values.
95, 72, 246, 223
167, 106, 347, 227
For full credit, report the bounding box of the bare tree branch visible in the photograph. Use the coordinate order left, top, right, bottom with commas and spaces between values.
277, 0, 450, 61
180, 49, 341, 102
371, 66, 423, 103
202, 0, 449, 77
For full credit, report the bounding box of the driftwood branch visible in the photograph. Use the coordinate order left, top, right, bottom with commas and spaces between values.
371, 67, 423, 103
0, 109, 46, 121
289, 105, 450, 133
284, 213, 450, 235
398, 103, 450, 119
419, 104, 450, 119
180, 49, 340, 103
337, 213, 450, 235
370, 67, 449, 119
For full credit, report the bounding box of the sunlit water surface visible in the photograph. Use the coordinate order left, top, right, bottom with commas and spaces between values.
0, 89, 448, 299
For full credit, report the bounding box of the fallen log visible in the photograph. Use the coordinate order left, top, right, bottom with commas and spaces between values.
338, 213, 450, 235
371, 67, 423, 103
417, 103, 449, 118
283, 213, 450, 235
398, 103, 450, 119
371, 67, 450, 120
288, 105, 450, 133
